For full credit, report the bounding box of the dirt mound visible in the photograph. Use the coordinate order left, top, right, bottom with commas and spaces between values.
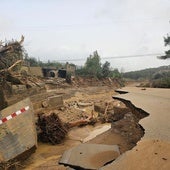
71, 76, 124, 88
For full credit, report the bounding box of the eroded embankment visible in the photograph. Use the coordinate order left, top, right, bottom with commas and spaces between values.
113, 96, 149, 120
61, 97, 151, 170
111, 96, 149, 152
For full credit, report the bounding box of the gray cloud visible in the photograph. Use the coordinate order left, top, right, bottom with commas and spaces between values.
0, 0, 170, 71
0, 15, 12, 32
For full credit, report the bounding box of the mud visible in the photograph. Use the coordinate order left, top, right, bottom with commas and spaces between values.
24, 86, 150, 170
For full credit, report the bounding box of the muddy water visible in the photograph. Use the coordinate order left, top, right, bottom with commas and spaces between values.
23, 124, 112, 170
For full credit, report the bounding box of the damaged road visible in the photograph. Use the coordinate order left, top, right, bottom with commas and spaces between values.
22, 85, 149, 170
59, 144, 120, 170
101, 87, 170, 170
58, 88, 150, 170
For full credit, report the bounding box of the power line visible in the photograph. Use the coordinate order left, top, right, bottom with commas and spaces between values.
56, 53, 164, 62
101, 53, 164, 59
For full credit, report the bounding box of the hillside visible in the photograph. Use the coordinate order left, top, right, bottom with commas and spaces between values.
123, 65, 170, 88
123, 65, 170, 80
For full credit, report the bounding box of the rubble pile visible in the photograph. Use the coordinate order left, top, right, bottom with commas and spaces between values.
45, 77, 69, 89
37, 112, 68, 144
0, 37, 45, 110
0, 36, 25, 87
0, 36, 24, 70
0, 36, 45, 88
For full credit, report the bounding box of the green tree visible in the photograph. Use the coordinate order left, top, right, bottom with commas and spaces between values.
25, 57, 39, 66
85, 51, 102, 77
42, 60, 63, 68
111, 69, 121, 78
158, 34, 170, 59
164, 35, 170, 46
102, 61, 110, 77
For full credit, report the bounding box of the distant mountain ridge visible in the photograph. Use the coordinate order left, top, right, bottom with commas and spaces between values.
123, 65, 170, 80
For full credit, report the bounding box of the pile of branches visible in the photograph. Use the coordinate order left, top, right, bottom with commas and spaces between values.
0, 36, 26, 85
0, 36, 45, 89
37, 112, 68, 144
0, 35, 24, 70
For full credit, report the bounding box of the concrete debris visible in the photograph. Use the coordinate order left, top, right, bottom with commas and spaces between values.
0, 98, 37, 168
94, 101, 131, 123
66, 110, 97, 128
0, 37, 127, 170
59, 144, 120, 170
78, 102, 93, 107
83, 124, 111, 143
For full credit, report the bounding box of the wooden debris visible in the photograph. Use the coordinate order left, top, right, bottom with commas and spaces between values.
0, 36, 24, 71
0, 36, 45, 89
67, 110, 97, 128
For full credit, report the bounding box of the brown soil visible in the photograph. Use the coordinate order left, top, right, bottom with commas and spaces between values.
22, 85, 118, 170
20, 83, 146, 170
0, 77, 147, 170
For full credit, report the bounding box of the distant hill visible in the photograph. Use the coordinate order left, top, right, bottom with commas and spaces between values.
123, 65, 170, 88
123, 65, 170, 80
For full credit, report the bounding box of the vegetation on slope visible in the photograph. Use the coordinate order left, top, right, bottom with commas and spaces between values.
123, 65, 170, 88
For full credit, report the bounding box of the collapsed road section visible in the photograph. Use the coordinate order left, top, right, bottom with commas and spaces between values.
58, 90, 150, 170
101, 87, 170, 170
59, 144, 120, 169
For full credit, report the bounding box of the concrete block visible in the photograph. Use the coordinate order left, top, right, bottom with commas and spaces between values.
59, 144, 120, 169
0, 98, 37, 162
48, 95, 63, 107
12, 85, 27, 94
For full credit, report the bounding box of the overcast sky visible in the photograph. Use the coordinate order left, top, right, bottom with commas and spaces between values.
0, 0, 170, 71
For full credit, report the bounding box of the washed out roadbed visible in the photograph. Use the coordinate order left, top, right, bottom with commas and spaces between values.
21, 85, 147, 170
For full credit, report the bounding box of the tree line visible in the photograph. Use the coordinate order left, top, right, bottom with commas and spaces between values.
24, 50, 122, 79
